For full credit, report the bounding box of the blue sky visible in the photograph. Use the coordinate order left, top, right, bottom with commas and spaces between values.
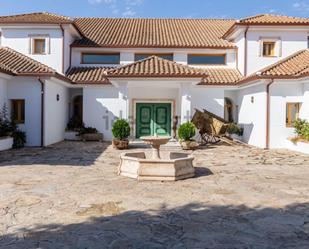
0, 0, 308, 18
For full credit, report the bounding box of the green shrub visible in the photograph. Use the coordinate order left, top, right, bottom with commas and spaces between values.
293, 119, 309, 141
12, 130, 26, 148
66, 116, 84, 131
112, 119, 130, 140
227, 123, 244, 136
178, 122, 196, 141
78, 126, 98, 135
0, 104, 15, 137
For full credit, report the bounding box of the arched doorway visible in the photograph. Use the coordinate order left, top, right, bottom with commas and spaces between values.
73, 95, 83, 120
224, 97, 233, 122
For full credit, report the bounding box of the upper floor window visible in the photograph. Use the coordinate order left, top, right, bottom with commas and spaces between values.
33, 39, 46, 54
81, 53, 120, 64
286, 102, 301, 127
11, 99, 25, 124
30, 35, 49, 55
262, 42, 276, 57
187, 54, 226, 65
134, 53, 173, 61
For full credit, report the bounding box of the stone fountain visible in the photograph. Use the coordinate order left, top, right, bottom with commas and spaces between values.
118, 135, 195, 181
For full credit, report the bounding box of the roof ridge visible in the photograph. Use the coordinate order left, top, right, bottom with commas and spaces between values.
107, 55, 205, 75
74, 17, 236, 21
239, 14, 266, 22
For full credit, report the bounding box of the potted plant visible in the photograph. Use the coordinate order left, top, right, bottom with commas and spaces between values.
178, 121, 199, 150
78, 126, 103, 142
112, 119, 130, 149
65, 116, 83, 141
226, 123, 244, 141
0, 104, 14, 151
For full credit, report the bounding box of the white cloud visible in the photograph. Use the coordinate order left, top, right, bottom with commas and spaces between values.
125, 0, 143, 6
122, 7, 136, 17
88, 0, 116, 5
88, 0, 143, 16
292, 1, 309, 11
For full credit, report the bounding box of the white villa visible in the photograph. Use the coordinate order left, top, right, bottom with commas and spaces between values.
0, 12, 309, 152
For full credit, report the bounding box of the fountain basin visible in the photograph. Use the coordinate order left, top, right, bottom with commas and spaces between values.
118, 152, 195, 181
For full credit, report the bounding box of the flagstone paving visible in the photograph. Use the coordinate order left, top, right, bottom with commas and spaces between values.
0, 141, 309, 248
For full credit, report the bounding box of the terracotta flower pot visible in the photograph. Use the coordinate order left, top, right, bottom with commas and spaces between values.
112, 139, 129, 150
81, 133, 103, 142
180, 140, 199, 150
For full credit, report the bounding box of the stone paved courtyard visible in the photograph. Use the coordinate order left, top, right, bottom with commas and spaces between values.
0, 141, 309, 248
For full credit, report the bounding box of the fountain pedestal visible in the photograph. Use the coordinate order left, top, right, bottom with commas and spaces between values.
118, 136, 195, 181
140, 136, 171, 159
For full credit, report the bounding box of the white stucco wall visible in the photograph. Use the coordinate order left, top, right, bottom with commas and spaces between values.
1, 26, 63, 72
191, 87, 225, 118
6, 77, 41, 146
235, 32, 245, 75
0, 77, 8, 108
83, 86, 127, 141
44, 79, 69, 146
246, 28, 308, 75
301, 82, 309, 121
237, 83, 267, 148
269, 81, 305, 148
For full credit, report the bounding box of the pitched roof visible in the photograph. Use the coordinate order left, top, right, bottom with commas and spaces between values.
66, 67, 111, 84
238, 49, 309, 84
238, 14, 309, 25
0, 47, 55, 75
198, 67, 243, 85
0, 47, 70, 82
223, 14, 309, 39
0, 12, 73, 24
107, 56, 208, 78
72, 18, 235, 48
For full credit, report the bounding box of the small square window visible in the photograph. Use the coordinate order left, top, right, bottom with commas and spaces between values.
286, 103, 301, 127
11, 99, 25, 124
33, 38, 46, 54
263, 42, 276, 57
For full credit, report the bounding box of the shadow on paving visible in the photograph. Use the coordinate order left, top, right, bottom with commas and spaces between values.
0, 141, 110, 167
0, 202, 308, 249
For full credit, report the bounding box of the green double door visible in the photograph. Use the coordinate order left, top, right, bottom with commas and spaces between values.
136, 103, 171, 138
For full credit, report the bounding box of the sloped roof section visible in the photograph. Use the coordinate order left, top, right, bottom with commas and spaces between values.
198, 68, 243, 85
238, 14, 309, 25
0, 12, 73, 24
0, 47, 70, 83
238, 49, 309, 84
66, 67, 111, 84
0, 47, 55, 75
107, 56, 208, 78
73, 18, 235, 48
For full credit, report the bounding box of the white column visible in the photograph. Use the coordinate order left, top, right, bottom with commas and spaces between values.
117, 82, 129, 120
180, 83, 192, 124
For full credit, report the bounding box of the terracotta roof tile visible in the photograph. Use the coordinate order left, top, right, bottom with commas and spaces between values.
73, 18, 235, 48
107, 56, 208, 78
0, 12, 73, 24
0, 47, 56, 75
238, 49, 309, 84
66, 57, 242, 85
66, 67, 111, 84
198, 67, 243, 85
238, 14, 309, 25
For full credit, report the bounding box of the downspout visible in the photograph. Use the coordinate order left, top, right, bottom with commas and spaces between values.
60, 24, 65, 74
38, 77, 45, 147
266, 79, 274, 149
244, 26, 249, 76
